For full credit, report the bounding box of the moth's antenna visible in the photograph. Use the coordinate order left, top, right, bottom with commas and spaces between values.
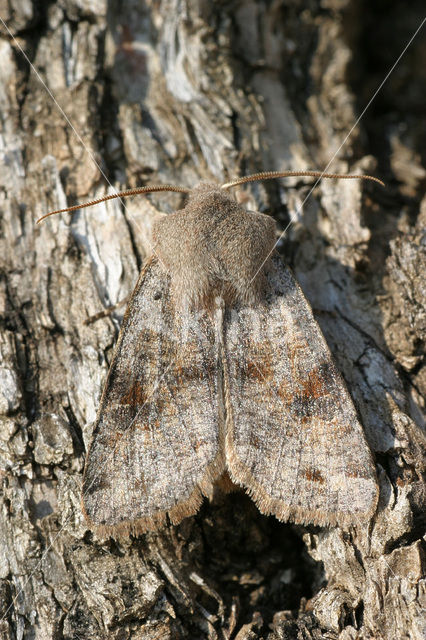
221, 170, 385, 190
36, 185, 191, 224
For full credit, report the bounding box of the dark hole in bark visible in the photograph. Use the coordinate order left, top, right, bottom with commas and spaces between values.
188, 492, 324, 631
354, 600, 365, 629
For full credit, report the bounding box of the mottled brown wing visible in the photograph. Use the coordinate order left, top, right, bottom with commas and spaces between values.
82, 256, 223, 536
224, 254, 378, 528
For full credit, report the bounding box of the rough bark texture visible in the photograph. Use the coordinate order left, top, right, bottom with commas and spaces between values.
0, 1, 425, 639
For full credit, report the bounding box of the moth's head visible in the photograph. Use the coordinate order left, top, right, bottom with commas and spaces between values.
185, 181, 238, 213
189, 182, 224, 197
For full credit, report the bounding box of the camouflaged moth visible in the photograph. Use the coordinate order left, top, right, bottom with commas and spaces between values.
38, 170, 382, 536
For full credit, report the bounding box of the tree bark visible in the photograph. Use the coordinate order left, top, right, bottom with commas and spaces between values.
0, 1, 425, 639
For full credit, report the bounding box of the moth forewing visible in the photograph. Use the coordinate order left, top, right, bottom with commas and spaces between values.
82, 256, 224, 537
223, 254, 379, 528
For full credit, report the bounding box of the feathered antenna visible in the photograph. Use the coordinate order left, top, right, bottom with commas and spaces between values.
221, 170, 384, 190
36, 170, 383, 224
36, 185, 190, 224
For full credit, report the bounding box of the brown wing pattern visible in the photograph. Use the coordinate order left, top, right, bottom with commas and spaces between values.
82, 257, 223, 536
224, 254, 378, 528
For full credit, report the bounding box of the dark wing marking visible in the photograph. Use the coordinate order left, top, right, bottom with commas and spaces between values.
224, 254, 378, 528
82, 256, 224, 536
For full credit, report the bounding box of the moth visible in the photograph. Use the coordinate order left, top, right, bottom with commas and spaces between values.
39, 170, 382, 536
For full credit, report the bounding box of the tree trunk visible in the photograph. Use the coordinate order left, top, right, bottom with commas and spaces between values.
0, 1, 424, 638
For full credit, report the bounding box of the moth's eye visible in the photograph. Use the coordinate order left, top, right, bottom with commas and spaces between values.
153, 291, 162, 300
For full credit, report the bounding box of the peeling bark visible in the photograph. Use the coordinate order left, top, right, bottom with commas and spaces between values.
0, 1, 425, 639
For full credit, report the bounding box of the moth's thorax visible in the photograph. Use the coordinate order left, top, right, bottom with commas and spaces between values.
152, 182, 277, 308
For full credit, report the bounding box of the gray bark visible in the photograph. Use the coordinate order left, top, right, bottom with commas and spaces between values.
0, 1, 425, 638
